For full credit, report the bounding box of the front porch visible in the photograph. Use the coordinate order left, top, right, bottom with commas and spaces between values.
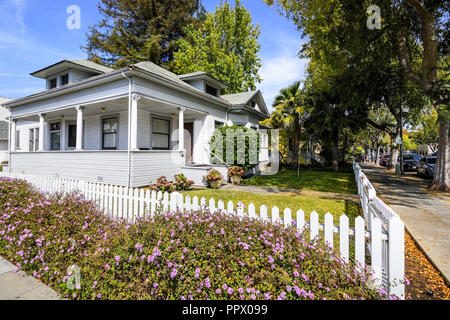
9, 94, 214, 187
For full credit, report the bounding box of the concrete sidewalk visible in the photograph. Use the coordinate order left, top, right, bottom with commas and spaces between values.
0, 256, 60, 300
360, 164, 450, 283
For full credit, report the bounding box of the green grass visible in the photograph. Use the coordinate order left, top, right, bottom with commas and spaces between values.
241, 168, 357, 195
181, 189, 360, 226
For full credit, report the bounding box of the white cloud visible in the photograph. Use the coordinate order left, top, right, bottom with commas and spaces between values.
256, 31, 308, 111
13, 0, 27, 33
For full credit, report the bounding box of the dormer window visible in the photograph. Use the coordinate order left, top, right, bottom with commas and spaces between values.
49, 78, 57, 89
251, 101, 256, 108
206, 84, 218, 97
61, 74, 69, 86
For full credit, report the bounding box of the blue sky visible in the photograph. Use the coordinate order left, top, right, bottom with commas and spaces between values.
0, 0, 307, 109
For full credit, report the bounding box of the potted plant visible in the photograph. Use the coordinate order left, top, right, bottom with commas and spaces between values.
204, 169, 223, 189
228, 166, 245, 185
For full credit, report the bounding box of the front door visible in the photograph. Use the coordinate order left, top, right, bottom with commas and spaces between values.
184, 122, 194, 163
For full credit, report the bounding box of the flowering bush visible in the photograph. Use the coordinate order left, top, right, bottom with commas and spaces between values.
0, 177, 398, 300
204, 169, 223, 183
149, 176, 174, 193
228, 166, 245, 178
173, 174, 195, 191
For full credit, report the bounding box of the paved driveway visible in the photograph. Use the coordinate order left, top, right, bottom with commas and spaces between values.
360, 164, 450, 283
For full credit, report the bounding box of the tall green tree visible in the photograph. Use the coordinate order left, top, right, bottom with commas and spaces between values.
269, 81, 308, 169
172, 0, 262, 93
83, 0, 203, 68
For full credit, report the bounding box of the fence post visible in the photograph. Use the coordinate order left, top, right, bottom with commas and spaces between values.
388, 216, 405, 299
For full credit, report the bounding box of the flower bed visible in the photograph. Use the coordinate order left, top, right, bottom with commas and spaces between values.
0, 177, 394, 300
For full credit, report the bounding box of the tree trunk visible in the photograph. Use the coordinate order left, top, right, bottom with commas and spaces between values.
291, 122, 300, 170
431, 120, 449, 191
376, 145, 381, 165
331, 129, 339, 172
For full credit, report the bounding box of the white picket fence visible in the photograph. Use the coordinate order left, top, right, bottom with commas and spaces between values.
0, 168, 405, 298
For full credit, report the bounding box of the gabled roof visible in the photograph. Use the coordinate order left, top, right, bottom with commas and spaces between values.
30, 60, 114, 79
178, 71, 228, 89
221, 90, 269, 116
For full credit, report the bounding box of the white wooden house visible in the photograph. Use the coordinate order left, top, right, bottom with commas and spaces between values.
1, 60, 270, 187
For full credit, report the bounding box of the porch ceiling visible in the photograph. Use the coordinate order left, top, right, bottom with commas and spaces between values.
15, 96, 205, 122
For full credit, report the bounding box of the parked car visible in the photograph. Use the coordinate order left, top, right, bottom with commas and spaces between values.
402, 154, 420, 171
381, 154, 390, 167
417, 156, 437, 178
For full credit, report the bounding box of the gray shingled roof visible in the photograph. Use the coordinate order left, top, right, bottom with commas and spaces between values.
67, 60, 114, 74
221, 91, 258, 105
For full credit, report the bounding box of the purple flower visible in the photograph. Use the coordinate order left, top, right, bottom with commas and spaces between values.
170, 268, 178, 279
227, 288, 234, 295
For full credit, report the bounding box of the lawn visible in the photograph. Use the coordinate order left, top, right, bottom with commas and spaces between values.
182, 189, 360, 226
241, 169, 357, 195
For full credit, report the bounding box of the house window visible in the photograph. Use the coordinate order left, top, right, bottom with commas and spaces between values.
28, 128, 39, 152
50, 122, 61, 150
206, 85, 218, 97
152, 118, 170, 150
102, 117, 118, 150
49, 78, 57, 89
68, 124, 77, 148
215, 121, 224, 128
16, 130, 20, 149
61, 74, 69, 86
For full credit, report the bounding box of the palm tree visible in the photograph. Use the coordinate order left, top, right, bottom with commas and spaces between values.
270, 81, 308, 169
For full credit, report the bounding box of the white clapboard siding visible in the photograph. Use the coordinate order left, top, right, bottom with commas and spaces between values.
0, 169, 405, 299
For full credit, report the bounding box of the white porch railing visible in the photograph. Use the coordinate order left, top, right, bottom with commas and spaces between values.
0, 168, 405, 298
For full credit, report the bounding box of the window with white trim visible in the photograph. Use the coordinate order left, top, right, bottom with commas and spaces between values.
152, 118, 170, 150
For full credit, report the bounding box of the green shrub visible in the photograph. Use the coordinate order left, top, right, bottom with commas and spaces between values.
0, 177, 398, 300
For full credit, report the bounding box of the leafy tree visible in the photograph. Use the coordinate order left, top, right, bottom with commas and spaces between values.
173, 0, 262, 93
264, 0, 449, 189
268, 81, 309, 169
83, 0, 203, 68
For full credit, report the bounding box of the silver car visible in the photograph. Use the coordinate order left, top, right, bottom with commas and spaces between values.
417, 156, 437, 178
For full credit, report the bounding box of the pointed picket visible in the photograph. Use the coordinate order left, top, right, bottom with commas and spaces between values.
248, 203, 256, 219
355, 216, 365, 269
192, 196, 199, 211
169, 192, 177, 212
185, 195, 191, 211
310, 211, 319, 241
324, 213, 334, 248
271, 206, 279, 224
339, 214, 349, 263
201, 197, 207, 208
284, 208, 292, 228
296, 209, 305, 233
144, 189, 151, 218
209, 198, 216, 213
227, 200, 234, 215
218, 199, 225, 212
162, 192, 169, 213
371, 217, 382, 287
176, 192, 184, 211
260, 205, 268, 221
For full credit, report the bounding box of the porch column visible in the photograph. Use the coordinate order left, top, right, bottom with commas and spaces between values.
60, 117, 66, 151
38, 113, 45, 151
178, 107, 185, 151
130, 94, 140, 151
10, 119, 16, 152
75, 106, 84, 151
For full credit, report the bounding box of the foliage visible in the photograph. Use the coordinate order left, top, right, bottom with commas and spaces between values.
174, 174, 195, 191
150, 176, 175, 193
150, 175, 194, 193
204, 169, 223, 183
267, 81, 309, 169
210, 125, 260, 171
0, 177, 396, 300
83, 0, 204, 68
173, 0, 262, 93
228, 166, 245, 178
